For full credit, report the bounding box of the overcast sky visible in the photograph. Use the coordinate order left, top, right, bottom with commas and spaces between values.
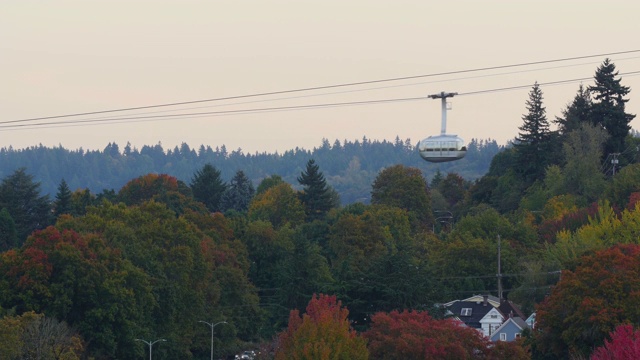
2, 1, 639, 155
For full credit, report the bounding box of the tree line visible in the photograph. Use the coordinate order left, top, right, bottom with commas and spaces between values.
0, 58, 639, 359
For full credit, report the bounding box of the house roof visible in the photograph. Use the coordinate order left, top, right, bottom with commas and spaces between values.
498, 300, 526, 320
446, 300, 502, 329
490, 316, 530, 338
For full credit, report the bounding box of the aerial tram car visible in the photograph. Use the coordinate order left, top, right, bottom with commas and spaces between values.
417, 91, 467, 163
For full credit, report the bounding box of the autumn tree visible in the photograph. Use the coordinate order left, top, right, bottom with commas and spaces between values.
371, 165, 433, 232
588, 58, 635, 156
515, 82, 554, 182
0, 168, 52, 245
591, 324, 640, 360
220, 170, 255, 212
248, 182, 305, 229
190, 163, 227, 212
255, 174, 285, 195
534, 244, 640, 358
274, 293, 368, 360
297, 159, 336, 221
363, 309, 491, 360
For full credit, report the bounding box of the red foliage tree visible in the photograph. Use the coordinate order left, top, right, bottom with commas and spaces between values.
363, 309, 491, 360
535, 244, 640, 358
591, 324, 640, 360
275, 293, 368, 360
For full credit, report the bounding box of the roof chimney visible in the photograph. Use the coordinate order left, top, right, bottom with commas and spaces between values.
483, 295, 488, 306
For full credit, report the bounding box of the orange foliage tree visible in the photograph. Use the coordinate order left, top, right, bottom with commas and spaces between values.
274, 293, 368, 360
534, 244, 640, 358
363, 309, 492, 360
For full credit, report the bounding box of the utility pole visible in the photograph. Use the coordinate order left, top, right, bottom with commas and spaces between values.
497, 235, 502, 301
611, 153, 620, 176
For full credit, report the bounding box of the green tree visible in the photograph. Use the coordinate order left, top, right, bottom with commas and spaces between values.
248, 182, 305, 229
0, 168, 52, 244
255, 174, 285, 195
297, 159, 336, 221
190, 163, 227, 212
588, 58, 635, 156
221, 170, 255, 212
274, 293, 369, 360
554, 84, 592, 136
515, 82, 553, 182
53, 178, 73, 218
0, 208, 18, 251
371, 165, 433, 232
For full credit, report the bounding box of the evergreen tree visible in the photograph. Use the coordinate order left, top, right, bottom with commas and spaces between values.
297, 159, 335, 221
0, 208, 18, 251
588, 58, 635, 156
515, 82, 553, 182
190, 163, 227, 212
220, 170, 255, 212
53, 178, 73, 217
555, 84, 592, 135
0, 168, 52, 244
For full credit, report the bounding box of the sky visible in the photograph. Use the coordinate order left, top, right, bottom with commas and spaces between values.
2, 1, 640, 155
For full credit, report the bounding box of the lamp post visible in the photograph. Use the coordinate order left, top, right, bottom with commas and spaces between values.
135, 338, 166, 360
199, 321, 227, 360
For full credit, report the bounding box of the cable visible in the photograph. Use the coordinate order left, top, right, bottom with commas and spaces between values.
3, 70, 638, 131
6, 49, 640, 124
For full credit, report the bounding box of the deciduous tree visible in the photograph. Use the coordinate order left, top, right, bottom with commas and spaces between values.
274, 293, 368, 360
591, 324, 640, 360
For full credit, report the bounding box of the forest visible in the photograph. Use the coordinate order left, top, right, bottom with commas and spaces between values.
0, 59, 639, 359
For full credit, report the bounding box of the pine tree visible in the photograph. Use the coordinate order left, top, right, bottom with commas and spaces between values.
190, 164, 227, 212
555, 84, 592, 135
297, 159, 335, 221
220, 170, 255, 212
0, 168, 52, 244
53, 179, 73, 217
588, 58, 635, 156
515, 82, 552, 182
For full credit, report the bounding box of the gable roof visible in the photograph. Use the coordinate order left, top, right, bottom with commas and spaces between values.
446, 300, 502, 329
490, 316, 530, 340
498, 300, 526, 320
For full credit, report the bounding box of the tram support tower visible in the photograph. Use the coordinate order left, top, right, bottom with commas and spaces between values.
428, 91, 458, 135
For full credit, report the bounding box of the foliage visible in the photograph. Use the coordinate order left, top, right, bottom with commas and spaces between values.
190, 163, 227, 212
54, 179, 74, 218
363, 309, 491, 360
590, 324, 640, 360
0, 168, 52, 245
248, 182, 305, 229
588, 58, 635, 156
221, 170, 255, 212
274, 293, 368, 360
534, 244, 640, 358
515, 82, 554, 183
370, 165, 433, 232
297, 159, 336, 221
0, 208, 18, 251
0, 311, 84, 360
555, 84, 592, 136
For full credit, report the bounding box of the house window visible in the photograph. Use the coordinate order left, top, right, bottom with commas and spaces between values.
500, 333, 507, 341
460, 308, 472, 316
515, 333, 521, 339
490, 314, 498, 318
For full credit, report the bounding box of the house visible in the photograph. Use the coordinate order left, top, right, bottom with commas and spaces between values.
490, 316, 529, 342
443, 294, 529, 339
445, 295, 505, 337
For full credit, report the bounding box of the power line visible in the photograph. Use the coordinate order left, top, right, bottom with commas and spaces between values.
6, 49, 640, 124
3, 71, 639, 131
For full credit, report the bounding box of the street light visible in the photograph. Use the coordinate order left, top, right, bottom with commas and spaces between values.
199, 320, 227, 360
135, 338, 166, 360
